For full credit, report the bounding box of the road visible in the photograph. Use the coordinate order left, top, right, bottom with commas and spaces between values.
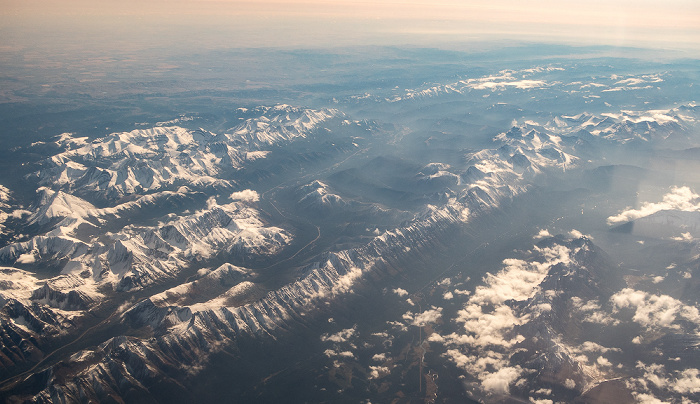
0, 300, 131, 392
1, 146, 370, 393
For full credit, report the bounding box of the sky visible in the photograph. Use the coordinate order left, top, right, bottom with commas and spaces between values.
2, 0, 699, 52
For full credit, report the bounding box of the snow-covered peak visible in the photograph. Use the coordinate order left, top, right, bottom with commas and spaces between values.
225, 106, 342, 149
298, 180, 346, 208
35, 106, 343, 203
545, 104, 699, 145
29, 187, 96, 226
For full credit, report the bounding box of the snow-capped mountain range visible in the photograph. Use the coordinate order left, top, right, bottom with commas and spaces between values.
1, 60, 699, 404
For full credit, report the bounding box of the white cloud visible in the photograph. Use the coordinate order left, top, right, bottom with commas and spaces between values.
443, 291, 454, 300
469, 256, 557, 306
369, 365, 389, 379
471, 80, 546, 90
321, 326, 357, 343
405, 307, 443, 327
671, 232, 693, 242
638, 362, 669, 389
444, 349, 471, 368
571, 296, 596, 311
321, 349, 354, 359
387, 321, 407, 332
206, 196, 218, 209
596, 356, 613, 367
11, 209, 31, 218
438, 278, 452, 286
229, 189, 260, 202
393, 288, 408, 297
567, 229, 592, 239
672, 368, 700, 394
453, 304, 525, 348
627, 362, 700, 404
16, 253, 36, 264
571, 297, 619, 325
564, 379, 576, 389
607, 186, 700, 225
427, 333, 444, 343
534, 229, 552, 239
611, 288, 700, 330
532, 388, 552, 395
580, 341, 621, 353
431, 240, 619, 398
633, 393, 668, 404
330, 266, 363, 296
585, 311, 619, 325
245, 151, 270, 161
480, 366, 523, 394
372, 353, 386, 362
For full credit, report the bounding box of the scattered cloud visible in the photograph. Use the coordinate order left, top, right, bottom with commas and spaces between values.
672, 368, 700, 394
534, 229, 551, 239
427, 333, 445, 343
11, 209, 31, 218
480, 366, 524, 394
567, 229, 591, 239
371, 353, 386, 362
571, 297, 619, 325
404, 306, 443, 327
469, 256, 556, 306
628, 362, 700, 402
611, 288, 700, 330
438, 278, 452, 286
430, 241, 583, 397
631, 393, 666, 404
387, 320, 407, 332
206, 196, 218, 209
607, 186, 700, 225
393, 288, 408, 297
229, 189, 260, 202
532, 388, 552, 395
471, 80, 546, 90
323, 349, 355, 359
580, 341, 621, 353
596, 356, 613, 367
321, 326, 357, 343
671, 232, 693, 242
369, 365, 390, 379
16, 253, 36, 264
